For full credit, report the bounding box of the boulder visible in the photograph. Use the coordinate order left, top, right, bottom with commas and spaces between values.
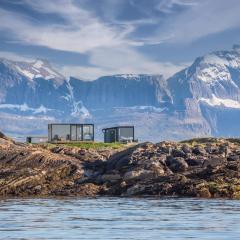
186, 157, 205, 166
203, 157, 226, 168
101, 174, 121, 182
172, 149, 186, 158
227, 155, 239, 161
124, 184, 143, 196
181, 144, 192, 154
0, 131, 6, 139
123, 169, 156, 181
192, 146, 206, 155
166, 156, 188, 172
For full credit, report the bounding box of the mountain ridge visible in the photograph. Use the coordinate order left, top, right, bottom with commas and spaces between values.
1, 45, 240, 141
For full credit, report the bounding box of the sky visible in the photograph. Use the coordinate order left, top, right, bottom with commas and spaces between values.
0, 0, 240, 80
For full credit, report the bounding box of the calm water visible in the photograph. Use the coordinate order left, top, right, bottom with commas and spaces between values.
0, 198, 240, 240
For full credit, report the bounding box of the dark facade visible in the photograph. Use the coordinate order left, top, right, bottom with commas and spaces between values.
102, 126, 134, 143
48, 123, 94, 142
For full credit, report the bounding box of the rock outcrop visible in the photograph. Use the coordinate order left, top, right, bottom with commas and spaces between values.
0, 134, 240, 199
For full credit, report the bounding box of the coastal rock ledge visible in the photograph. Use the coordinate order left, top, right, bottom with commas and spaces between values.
0, 132, 240, 199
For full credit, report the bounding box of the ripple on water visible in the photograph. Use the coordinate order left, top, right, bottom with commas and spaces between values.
0, 198, 240, 240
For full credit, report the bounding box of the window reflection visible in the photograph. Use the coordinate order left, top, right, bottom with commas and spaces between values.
49, 124, 94, 142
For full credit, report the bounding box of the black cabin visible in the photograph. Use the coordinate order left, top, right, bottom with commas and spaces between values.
102, 126, 134, 143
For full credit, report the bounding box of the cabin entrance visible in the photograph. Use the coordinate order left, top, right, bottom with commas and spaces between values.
104, 128, 117, 143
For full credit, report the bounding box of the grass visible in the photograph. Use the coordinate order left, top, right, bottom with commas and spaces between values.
64, 141, 125, 150
42, 141, 126, 150
180, 137, 220, 145
180, 137, 240, 147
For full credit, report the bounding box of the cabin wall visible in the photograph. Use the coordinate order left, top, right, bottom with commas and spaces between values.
48, 124, 94, 142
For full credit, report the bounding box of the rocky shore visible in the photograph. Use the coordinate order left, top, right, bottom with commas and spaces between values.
0, 132, 240, 199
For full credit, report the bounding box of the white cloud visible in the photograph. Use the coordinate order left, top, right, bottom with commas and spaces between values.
157, 0, 197, 14
0, 51, 34, 62
0, 1, 135, 53
1, 0, 239, 49
61, 47, 189, 80
156, 0, 240, 43
2, 0, 238, 80
0, 48, 188, 80
61, 66, 110, 80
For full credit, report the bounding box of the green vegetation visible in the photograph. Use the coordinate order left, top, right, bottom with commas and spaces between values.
63, 141, 125, 150
180, 137, 220, 145
180, 137, 240, 147
182, 137, 240, 144
45, 141, 126, 150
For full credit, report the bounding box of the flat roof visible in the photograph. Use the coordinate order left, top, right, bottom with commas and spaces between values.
102, 126, 134, 131
48, 123, 94, 126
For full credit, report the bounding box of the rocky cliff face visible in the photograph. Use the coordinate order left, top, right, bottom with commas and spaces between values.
1, 46, 240, 141
0, 133, 240, 199
167, 46, 240, 136
69, 74, 170, 109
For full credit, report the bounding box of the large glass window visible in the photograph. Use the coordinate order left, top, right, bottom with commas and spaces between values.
118, 127, 134, 141
71, 125, 77, 141
49, 124, 94, 142
83, 125, 94, 141
77, 125, 82, 141
51, 124, 70, 141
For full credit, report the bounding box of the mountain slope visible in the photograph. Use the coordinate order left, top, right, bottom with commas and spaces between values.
167, 45, 240, 136
1, 46, 240, 141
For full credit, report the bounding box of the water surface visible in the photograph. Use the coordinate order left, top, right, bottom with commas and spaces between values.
0, 198, 240, 239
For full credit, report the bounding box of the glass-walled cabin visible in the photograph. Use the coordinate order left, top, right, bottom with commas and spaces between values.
102, 126, 134, 143
48, 124, 94, 142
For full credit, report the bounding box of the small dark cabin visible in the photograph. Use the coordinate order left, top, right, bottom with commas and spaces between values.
102, 126, 134, 143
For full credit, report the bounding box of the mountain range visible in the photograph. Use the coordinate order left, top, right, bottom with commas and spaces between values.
1, 45, 240, 142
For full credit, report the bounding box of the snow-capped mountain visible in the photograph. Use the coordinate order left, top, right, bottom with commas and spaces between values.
0, 58, 65, 83
1, 45, 240, 141
167, 45, 240, 137
168, 45, 240, 107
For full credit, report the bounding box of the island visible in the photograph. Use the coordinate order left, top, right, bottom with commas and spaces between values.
0, 131, 240, 199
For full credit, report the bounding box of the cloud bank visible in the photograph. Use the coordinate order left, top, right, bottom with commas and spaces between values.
0, 0, 239, 79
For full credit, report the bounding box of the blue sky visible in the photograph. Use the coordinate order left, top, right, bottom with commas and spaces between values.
0, 0, 240, 80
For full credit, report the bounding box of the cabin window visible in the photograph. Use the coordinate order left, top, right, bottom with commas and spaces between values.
118, 127, 134, 141
83, 125, 94, 141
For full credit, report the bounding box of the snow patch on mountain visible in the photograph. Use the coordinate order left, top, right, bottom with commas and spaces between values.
192, 48, 240, 88
0, 58, 65, 84
200, 94, 240, 109
196, 64, 231, 83
15, 66, 35, 79
128, 105, 167, 112
33, 59, 44, 68
64, 80, 91, 118
115, 74, 141, 79
16, 59, 65, 83
203, 54, 229, 66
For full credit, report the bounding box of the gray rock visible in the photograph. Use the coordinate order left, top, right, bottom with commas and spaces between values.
172, 149, 186, 158
166, 157, 188, 172
123, 169, 156, 181
101, 174, 121, 182
181, 144, 192, 154
186, 157, 205, 166
192, 146, 206, 155
203, 157, 226, 168
227, 155, 239, 161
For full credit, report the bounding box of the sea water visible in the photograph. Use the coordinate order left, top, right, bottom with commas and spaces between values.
0, 197, 240, 240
